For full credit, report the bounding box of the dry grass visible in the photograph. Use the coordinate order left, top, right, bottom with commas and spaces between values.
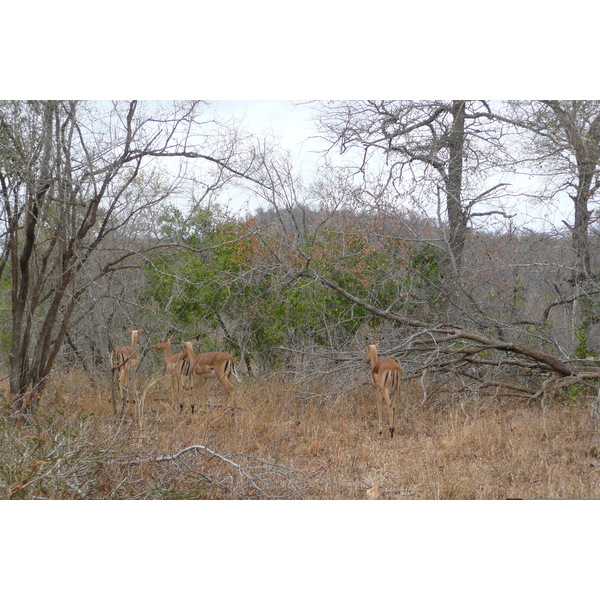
1, 369, 599, 499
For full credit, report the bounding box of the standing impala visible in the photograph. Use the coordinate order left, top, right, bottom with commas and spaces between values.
366, 343, 402, 438
110, 327, 143, 411
181, 337, 240, 408
155, 333, 189, 404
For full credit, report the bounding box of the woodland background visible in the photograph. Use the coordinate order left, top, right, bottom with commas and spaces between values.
1, 100, 600, 502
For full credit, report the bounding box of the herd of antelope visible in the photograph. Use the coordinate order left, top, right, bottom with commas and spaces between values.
110, 328, 402, 438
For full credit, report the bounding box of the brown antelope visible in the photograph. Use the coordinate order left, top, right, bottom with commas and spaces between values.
154, 333, 189, 404
366, 343, 402, 438
110, 327, 143, 410
181, 338, 240, 409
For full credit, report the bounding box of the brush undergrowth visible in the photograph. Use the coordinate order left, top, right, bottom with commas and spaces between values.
1, 370, 599, 499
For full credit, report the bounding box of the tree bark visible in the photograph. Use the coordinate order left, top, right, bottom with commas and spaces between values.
446, 100, 468, 276
542, 101, 600, 348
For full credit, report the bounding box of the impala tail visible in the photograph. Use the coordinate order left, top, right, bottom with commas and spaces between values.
111, 350, 127, 371
385, 370, 400, 393
181, 358, 191, 378
226, 360, 241, 383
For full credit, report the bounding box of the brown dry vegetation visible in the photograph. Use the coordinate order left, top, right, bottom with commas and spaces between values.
1, 369, 599, 500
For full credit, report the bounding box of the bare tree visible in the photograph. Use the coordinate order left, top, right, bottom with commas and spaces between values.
314, 101, 513, 292
0, 100, 262, 413
494, 101, 600, 350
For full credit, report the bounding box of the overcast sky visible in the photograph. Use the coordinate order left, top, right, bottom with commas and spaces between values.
208, 100, 575, 231
213, 100, 324, 174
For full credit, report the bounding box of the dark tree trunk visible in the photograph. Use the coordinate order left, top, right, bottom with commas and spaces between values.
446, 100, 468, 277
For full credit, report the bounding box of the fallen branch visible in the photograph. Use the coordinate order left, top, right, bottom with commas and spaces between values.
123, 444, 307, 499
311, 271, 600, 380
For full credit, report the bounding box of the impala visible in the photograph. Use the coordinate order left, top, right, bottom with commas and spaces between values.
155, 333, 190, 403
366, 343, 402, 438
110, 327, 143, 410
181, 338, 241, 408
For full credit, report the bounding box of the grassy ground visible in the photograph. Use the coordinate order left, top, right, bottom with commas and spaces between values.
1, 369, 599, 499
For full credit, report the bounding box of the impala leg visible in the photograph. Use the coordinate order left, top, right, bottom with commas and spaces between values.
383, 387, 395, 438
131, 376, 138, 404
220, 375, 234, 405
179, 371, 186, 413
195, 375, 205, 411
171, 373, 180, 406
185, 371, 195, 401
376, 388, 383, 435
119, 374, 131, 416
119, 370, 129, 407
111, 375, 118, 415
182, 374, 199, 414
394, 386, 403, 423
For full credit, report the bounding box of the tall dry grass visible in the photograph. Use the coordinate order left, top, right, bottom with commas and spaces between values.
1, 368, 599, 499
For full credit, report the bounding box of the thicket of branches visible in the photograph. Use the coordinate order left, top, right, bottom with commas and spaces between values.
2, 100, 600, 416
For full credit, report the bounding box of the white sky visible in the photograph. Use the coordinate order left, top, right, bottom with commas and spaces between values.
213, 100, 324, 174
208, 100, 577, 232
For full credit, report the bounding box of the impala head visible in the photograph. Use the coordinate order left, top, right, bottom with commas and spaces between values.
124, 327, 144, 334
124, 327, 143, 346
180, 339, 195, 360
154, 337, 169, 351
155, 331, 174, 351
366, 343, 379, 363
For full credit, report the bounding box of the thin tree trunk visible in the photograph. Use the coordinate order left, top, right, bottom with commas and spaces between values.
10, 103, 55, 409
